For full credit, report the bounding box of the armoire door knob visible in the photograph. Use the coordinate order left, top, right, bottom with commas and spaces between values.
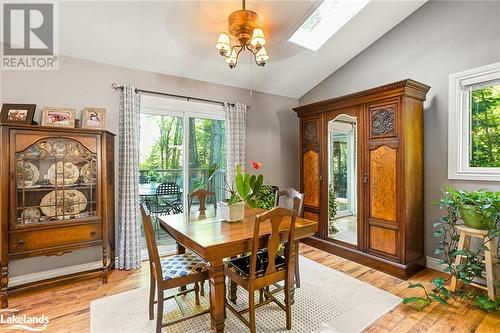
363, 173, 368, 184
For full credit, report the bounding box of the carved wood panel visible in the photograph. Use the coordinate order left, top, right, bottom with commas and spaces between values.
370, 105, 396, 138
303, 150, 320, 208
303, 119, 318, 146
370, 226, 397, 256
369, 145, 397, 222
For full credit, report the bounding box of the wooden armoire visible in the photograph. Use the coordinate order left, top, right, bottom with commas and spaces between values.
0, 124, 115, 308
294, 79, 430, 279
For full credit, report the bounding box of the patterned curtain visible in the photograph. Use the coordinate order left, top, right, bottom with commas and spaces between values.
117, 84, 142, 270
225, 102, 247, 185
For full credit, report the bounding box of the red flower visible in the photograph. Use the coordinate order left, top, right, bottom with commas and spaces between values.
251, 160, 262, 170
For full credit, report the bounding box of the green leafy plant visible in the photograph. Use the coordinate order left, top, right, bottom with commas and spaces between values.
221, 161, 264, 208
255, 185, 277, 210
433, 188, 499, 286
403, 278, 450, 311
328, 182, 339, 235
234, 163, 263, 208
404, 187, 499, 313
148, 171, 159, 183
474, 295, 500, 312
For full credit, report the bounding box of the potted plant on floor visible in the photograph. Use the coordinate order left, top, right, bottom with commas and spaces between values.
403, 187, 500, 312
219, 161, 263, 222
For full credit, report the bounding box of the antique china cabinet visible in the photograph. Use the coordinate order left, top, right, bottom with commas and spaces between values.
294, 80, 430, 279
0, 124, 115, 308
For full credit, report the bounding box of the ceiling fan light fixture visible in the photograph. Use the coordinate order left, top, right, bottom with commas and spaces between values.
250, 28, 266, 48
216, 33, 231, 55
255, 46, 269, 66
215, 0, 270, 69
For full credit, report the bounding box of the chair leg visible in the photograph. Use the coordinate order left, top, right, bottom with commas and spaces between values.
284, 279, 292, 330
194, 281, 200, 306
200, 280, 205, 296
248, 289, 256, 333
156, 286, 164, 333
295, 243, 301, 288
229, 279, 238, 304
149, 273, 155, 320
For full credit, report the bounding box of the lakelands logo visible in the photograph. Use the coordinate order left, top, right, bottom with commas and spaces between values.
0, 309, 49, 331
2, 2, 58, 70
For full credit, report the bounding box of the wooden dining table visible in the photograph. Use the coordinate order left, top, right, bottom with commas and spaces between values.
158, 206, 317, 333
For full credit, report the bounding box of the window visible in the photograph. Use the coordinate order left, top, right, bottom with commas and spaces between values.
288, 0, 370, 51
448, 62, 500, 181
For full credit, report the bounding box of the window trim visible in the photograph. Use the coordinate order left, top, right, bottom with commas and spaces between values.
448, 62, 500, 181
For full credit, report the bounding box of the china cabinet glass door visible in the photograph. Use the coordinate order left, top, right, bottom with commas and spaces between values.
15, 137, 98, 228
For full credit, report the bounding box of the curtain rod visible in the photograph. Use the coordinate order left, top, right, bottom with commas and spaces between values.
111, 83, 250, 109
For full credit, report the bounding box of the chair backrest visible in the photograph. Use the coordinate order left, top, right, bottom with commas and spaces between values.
249, 201, 298, 281
276, 188, 305, 217
140, 203, 162, 280
156, 182, 181, 196
188, 189, 216, 212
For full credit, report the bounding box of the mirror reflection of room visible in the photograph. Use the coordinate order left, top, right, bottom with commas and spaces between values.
328, 114, 357, 245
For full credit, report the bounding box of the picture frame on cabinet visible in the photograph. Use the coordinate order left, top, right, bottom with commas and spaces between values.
82, 107, 106, 129
0, 104, 36, 124
41, 107, 76, 128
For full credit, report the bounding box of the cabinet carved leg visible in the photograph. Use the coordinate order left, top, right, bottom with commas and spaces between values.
102, 246, 108, 284
1, 265, 8, 309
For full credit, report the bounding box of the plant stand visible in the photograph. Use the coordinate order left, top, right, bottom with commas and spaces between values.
450, 225, 498, 299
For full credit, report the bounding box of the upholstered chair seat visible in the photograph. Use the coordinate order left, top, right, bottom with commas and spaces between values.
160, 252, 210, 280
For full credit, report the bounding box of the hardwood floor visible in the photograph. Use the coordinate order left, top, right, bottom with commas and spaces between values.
6, 244, 500, 332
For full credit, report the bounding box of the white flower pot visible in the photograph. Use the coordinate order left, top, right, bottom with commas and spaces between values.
219, 201, 245, 222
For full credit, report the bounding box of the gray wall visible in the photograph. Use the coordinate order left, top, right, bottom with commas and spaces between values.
300, 0, 500, 259
1, 55, 298, 276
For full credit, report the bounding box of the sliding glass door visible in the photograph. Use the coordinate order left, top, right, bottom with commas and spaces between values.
139, 96, 226, 254
139, 113, 184, 252
188, 118, 226, 212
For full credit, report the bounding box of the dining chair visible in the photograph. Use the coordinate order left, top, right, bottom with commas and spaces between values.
188, 189, 216, 213
224, 206, 298, 333
276, 188, 304, 288
140, 203, 210, 333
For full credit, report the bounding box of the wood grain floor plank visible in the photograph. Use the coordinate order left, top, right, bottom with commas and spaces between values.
4, 244, 499, 332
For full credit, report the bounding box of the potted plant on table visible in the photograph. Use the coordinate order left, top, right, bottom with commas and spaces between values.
219, 161, 263, 222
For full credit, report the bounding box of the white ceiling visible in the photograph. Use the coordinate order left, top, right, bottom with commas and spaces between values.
56, 0, 427, 98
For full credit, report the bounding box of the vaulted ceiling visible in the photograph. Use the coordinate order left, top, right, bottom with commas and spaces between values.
57, 1, 427, 98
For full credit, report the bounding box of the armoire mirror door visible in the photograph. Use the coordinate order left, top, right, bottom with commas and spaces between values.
324, 108, 364, 249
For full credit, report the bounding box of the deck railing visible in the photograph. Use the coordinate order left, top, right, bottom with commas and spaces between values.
139, 168, 227, 203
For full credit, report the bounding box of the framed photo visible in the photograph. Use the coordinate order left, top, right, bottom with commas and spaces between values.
1, 104, 36, 124
41, 107, 76, 128
82, 107, 106, 129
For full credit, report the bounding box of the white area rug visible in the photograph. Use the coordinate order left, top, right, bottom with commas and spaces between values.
90, 257, 401, 333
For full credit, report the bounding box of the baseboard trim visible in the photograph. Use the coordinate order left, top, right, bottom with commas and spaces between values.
10, 261, 103, 287
425, 256, 446, 272
10, 246, 177, 287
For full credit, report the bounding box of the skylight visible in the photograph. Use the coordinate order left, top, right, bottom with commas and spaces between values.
288, 0, 370, 51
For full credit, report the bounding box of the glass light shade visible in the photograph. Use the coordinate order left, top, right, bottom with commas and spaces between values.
225, 48, 238, 65
216, 33, 230, 53
250, 28, 266, 47
255, 46, 269, 63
